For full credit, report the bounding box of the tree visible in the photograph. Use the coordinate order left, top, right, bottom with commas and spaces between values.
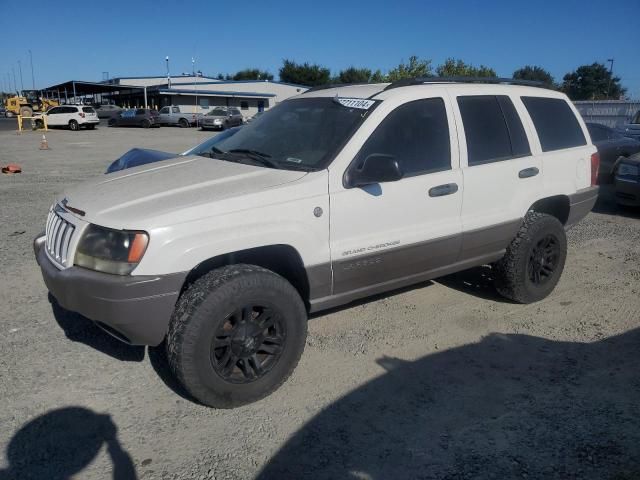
337, 67, 372, 84
232, 68, 274, 81
386, 56, 433, 82
279, 59, 331, 86
561, 63, 626, 100
436, 58, 496, 78
512, 65, 555, 87
370, 70, 386, 83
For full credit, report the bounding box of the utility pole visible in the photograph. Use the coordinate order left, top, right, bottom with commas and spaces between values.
606, 58, 614, 100
29, 50, 35, 89
18, 60, 24, 93
12, 67, 17, 93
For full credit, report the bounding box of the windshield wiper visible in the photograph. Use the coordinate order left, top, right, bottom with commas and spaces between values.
226, 149, 280, 169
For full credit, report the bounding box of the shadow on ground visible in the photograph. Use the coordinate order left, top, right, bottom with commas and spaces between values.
49, 294, 145, 362
0, 407, 137, 480
257, 328, 640, 480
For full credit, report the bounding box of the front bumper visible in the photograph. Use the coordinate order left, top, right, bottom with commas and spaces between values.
614, 177, 640, 206
565, 186, 599, 228
35, 236, 186, 346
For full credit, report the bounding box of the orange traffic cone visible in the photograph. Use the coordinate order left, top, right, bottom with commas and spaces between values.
39, 134, 50, 150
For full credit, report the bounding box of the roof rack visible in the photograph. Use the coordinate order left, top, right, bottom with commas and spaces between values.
384, 76, 545, 91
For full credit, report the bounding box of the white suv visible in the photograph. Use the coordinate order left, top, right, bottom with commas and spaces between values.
34, 78, 599, 408
41, 105, 100, 131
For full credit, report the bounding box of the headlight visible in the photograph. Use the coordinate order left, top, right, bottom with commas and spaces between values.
74, 224, 149, 275
213, 119, 222, 124
617, 163, 639, 177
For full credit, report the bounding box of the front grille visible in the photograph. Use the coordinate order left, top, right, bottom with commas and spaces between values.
45, 208, 76, 267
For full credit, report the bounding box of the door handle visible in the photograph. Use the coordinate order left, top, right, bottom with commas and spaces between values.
429, 183, 459, 197
518, 167, 539, 178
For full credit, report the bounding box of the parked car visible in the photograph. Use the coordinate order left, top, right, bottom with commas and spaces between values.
201, 106, 243, 130
108, 108, 160, 128
613, 151, 640, 206
616, 110, 640, 141
0, 106, 6, 117
158, 106, 203, 127
105, 127, 241, 173
35, 80, 598, 408
94, 104, 123, 119
586, 122, 640, 183
38, 105, 99, 131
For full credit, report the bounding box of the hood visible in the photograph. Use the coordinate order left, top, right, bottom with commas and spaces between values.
59, 155, 307, 229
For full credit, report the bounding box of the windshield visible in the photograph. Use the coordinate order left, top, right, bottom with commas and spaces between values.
207, 108, 228, 116
201, 97, 376, 171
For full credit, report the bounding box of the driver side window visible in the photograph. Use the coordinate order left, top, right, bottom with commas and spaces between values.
354, 98, 451, 177
159, 107, 169, 114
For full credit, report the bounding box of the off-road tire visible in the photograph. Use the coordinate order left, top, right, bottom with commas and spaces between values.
493, 212, 567, 304
20, 106, 33, 117
179, 118, 189, 128
167, 264, 308, 408
68, 120, 79, 131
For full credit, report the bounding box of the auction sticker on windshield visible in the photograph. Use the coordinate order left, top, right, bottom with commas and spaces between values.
335, 98, 375, 110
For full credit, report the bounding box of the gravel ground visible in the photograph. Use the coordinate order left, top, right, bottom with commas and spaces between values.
0, 126, 639, 480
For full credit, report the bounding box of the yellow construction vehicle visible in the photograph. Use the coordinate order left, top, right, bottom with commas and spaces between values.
3, 91, 59, 118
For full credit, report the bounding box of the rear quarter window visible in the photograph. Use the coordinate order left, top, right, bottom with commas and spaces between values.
521, 97, 586, 152
82, 107, 95, 113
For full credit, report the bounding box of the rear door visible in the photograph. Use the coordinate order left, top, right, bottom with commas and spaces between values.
329, 95, 463, 297
452, 93, 540, 261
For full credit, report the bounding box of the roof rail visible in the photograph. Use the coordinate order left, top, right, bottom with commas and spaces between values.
303, 82, 375, 94
384, 76, 545, 91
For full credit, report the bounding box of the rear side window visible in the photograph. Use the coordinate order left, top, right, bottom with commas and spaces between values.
355, 98, 450, 177
458, 95, 531, 166
521, 97, 586, 152
136, 109, 146, 115
82, 107, 95, 113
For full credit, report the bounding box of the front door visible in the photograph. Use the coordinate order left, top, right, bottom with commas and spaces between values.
329, 96, 463, 298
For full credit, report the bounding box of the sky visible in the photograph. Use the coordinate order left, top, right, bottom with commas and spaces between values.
1, 0, 639, 98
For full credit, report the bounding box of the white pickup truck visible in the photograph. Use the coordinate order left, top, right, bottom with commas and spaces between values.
158, 106, 203, 127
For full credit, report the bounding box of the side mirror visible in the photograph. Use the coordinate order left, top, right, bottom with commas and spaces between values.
345, 154, 403, 188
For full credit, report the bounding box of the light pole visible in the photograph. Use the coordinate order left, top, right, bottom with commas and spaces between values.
12, 67, 17, 93
18, 60, 24, 93
28, 50, 35, 90
166, 56, 171, 88
606, 58, 615, 99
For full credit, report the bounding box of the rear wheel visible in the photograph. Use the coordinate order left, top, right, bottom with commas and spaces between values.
167, 264, 308, 408
179, 118, 189, 128
68, 120, 79, 131
493, 212, 567, 304
141, 119, 151, 129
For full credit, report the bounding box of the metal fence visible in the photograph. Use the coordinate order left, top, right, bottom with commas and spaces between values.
574, 100, 640, 128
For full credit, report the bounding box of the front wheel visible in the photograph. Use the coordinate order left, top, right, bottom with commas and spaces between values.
179, 118, 189, 128
493, 212, 567, 304
141, 119, 151, 129
68, 120, 79, 131
167, 264, 308, 408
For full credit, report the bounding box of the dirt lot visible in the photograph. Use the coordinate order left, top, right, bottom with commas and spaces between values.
0, 125, 639, 480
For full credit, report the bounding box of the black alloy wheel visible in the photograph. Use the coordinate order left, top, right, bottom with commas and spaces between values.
527, 234, 560, 286
211, 305, 285, 383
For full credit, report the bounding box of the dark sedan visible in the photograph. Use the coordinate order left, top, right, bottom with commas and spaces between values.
586, 122, 640, 183
108, 108, 160, 128
614, 152, 640, 206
